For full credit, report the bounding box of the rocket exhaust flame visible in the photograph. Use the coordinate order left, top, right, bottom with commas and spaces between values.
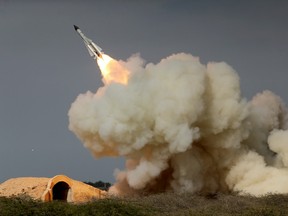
69, 50, 288, 196
97, 54, 112, 82
96, 54, 129, 85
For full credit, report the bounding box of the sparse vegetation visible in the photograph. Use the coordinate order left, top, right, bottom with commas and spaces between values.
1, 193, 288, 216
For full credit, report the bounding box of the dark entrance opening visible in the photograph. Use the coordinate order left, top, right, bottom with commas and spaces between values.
52, 181, 70, 201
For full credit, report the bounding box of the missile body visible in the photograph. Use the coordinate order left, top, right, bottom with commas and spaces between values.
73, 25, 103, 60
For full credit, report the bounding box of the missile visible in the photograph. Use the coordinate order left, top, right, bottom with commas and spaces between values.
73, 25, 103, 60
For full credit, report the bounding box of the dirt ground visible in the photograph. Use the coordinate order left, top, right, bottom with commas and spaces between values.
0, 177, 49, 199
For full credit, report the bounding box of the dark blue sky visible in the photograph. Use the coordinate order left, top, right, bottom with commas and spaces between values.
0, 0, 287, 183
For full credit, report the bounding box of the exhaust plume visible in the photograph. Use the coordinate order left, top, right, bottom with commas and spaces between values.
68, 53, 288, 196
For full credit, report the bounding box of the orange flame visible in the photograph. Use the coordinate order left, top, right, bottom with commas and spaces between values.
97, 54, 129, 85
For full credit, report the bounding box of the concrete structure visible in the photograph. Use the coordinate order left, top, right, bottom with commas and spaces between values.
0, 175, 107, 203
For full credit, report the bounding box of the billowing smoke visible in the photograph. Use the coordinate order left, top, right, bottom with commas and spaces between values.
68, 53, 288, 196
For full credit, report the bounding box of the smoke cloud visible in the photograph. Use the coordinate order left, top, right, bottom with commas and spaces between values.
68, 53, 288, 196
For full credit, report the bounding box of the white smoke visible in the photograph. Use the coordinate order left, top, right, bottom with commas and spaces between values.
68, 53, 288, 196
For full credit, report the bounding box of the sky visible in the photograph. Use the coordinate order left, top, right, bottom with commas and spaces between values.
0, 0, 288, 183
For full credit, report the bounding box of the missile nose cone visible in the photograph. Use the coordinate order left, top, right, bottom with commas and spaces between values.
73, 25, 79, 31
